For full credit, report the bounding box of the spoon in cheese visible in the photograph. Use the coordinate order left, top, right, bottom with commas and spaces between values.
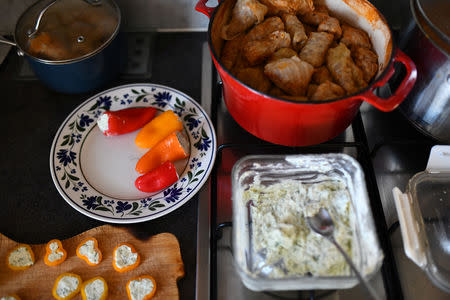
307, 208, 382, 300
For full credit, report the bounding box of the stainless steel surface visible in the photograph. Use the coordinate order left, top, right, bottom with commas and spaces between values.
196, 42, 212, 300
396, 0, 450, 144
307, 208, 382, 300
0, 36, 17, 47
399, 59, 450, 142
196, 182, 211, 300
26, 0, 57, 38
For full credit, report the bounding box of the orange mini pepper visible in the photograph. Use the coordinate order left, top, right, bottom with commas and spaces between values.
81, 276, 108, 300
135, 131, 189, 174
52, 272, 82, 300
76, 237, 102, 266
44, 239, 67, 267
112, 242, 140, 273
6, 244, 35, 271
135, 110, 183, 148
126, 275, 157, 300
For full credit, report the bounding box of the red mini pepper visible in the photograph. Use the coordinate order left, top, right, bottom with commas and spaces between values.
97, 107, 157, 136
135, 161, 179, 193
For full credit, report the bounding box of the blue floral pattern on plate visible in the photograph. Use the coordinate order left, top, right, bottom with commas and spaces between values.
50, 84, 216, 223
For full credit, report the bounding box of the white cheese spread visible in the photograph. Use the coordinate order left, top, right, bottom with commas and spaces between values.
84, 279, 105, 300
97, 113, 109, 133
79, 240, 100, 265
56, 275, 80, 298
128, 278, 154, 300
114, 245, 138, 269
245, 179, 354, 277
8, 246, 33, 267
48, 242, 64, 262
1, 296, 18, 300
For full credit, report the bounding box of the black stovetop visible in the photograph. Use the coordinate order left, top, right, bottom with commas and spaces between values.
0, 31, 206, 300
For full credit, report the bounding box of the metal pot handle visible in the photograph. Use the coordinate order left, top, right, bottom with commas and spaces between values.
361, 49, 417, 112
0, 36, 17, 47
195, 0, 221, 18
0, 36, 24, 56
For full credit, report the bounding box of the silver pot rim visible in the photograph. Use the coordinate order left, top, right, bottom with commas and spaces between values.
410, 0, 449, 58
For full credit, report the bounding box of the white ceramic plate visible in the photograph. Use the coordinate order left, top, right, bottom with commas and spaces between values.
50, 83, 216, 223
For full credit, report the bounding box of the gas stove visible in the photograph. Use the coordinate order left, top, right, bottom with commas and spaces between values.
0, 29, 447, 300
196, 41, 448, 299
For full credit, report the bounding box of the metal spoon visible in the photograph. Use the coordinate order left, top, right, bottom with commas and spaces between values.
306, 208, 382, 300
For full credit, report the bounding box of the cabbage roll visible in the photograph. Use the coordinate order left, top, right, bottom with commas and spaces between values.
326, 43, 367, 94
281, 14, 308, 51
244, 16, 285, 43
269, 47, 298, 62
340, 24, 372, 49
264, 56, 314, 95
300, 5, 329, 25
310, 80, 346, 100
318, 17, 342, 39
236, 66, 272, 93
222, 0, 268, 40
312, 66, 333, 84
243, 31, 291, 65
221, 35, 246, 70
299, 32, 334, 67
352, 46, 378, 82
259, 0, 314, 15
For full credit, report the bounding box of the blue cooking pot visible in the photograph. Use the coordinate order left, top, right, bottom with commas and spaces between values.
0, 0, 124, 94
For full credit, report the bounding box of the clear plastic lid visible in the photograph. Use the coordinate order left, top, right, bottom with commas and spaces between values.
15, 0, 120, 62
393, 145, 450, 293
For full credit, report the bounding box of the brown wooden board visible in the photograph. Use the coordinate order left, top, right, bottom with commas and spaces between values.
0, 225, 184, 299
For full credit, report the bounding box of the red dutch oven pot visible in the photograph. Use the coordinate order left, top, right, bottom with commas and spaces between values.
196, 0, 417, 147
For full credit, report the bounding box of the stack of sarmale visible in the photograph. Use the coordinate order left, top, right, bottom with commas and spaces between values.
220, 0, 379, 101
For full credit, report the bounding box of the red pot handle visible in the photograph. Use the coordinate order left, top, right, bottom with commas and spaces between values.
361, 48, 417, 112
195, 0, 220, 18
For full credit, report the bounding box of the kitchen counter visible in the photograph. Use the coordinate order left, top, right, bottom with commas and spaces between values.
0, 32, 207, 300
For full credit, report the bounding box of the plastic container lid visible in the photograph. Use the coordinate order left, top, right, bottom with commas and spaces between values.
393, 145, 450, 293
15, 0, 120, 63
